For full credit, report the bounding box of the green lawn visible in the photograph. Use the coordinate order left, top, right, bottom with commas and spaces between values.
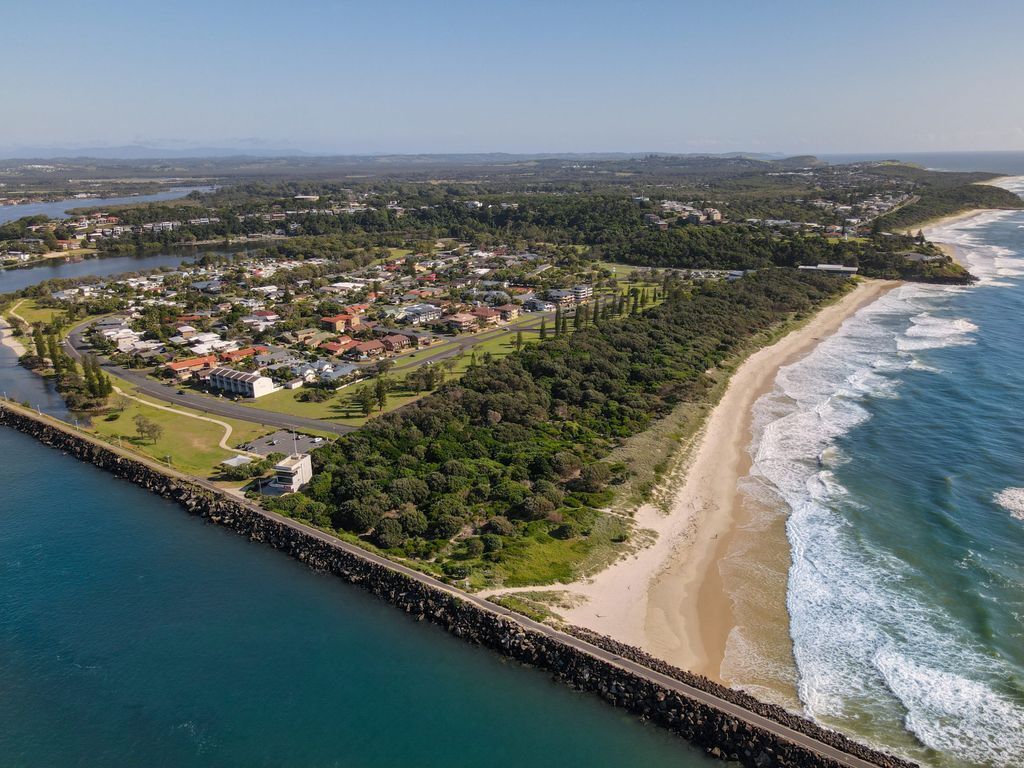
8, 299, 63, 327
91, 400, 249, 476
92, 376, 275, 476
236, 377, 427, 427
595, 261, 641, 277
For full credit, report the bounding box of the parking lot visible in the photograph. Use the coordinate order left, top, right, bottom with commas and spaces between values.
238, 430, 328, 457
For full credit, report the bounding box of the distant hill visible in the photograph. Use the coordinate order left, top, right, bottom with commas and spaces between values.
0, 145, 311, 160
0, 147, 808, 164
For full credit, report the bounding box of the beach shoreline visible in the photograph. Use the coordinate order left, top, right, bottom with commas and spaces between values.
639, 278, 899, 681
492, 279, 900, 679
0, 312, 28, 357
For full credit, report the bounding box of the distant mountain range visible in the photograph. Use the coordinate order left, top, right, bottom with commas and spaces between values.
0, 145, 313, 160
0, 146, 794, 163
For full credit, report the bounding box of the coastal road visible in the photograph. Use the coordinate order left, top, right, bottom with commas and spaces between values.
65, 311, 557, 434
360, 311, 555, 375
185, 464, 892, 768
4, 400, 895, 768
65, 322, 355, 438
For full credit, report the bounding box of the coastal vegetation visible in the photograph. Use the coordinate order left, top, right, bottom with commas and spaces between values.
879, 182, 1024, 229
266, 268, 847, 586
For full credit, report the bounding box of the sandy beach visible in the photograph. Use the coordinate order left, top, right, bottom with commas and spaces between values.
489, 279, 900, 681
0, 312, 28, 357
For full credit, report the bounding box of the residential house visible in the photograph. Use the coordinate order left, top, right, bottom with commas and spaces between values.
381, 334, 411, 353
207, 367, 275, 398
346, 340, 385, 359
444, 313, 479, 333
165, 355, 218, 380
469, 307, 500, 326
401, 303, 442, 325
220, 345, 269, 364
546, 289, 577, 308
494, 304, 520, 322
321, 313, 361, 333
572, 284, 593, 303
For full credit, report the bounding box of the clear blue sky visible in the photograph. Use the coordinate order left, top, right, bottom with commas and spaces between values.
5, 0, 1023, 154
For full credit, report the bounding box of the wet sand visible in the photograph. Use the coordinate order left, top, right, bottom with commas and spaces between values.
519, 280, 901, 682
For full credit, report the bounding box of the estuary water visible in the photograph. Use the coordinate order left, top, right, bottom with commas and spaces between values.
0, 187, 208, 225
730, 180, 1024, 767
0, 428, 711, 767
0, 187, 212, 294
0, 251, 201, 295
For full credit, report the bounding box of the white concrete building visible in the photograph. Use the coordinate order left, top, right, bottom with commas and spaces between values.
272, 453, 313, 492
207, 367, 275, 398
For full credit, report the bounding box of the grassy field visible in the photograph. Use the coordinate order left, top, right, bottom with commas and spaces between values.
7, 299, 64, 327
596, 260, 646, 277
90, 376, 274, 476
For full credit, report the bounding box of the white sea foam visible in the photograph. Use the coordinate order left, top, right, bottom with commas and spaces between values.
926, 209, 1024, 286
895, 313, 978, 352
874, 650, 1024, 766
742, 276, 1024, 766
994, 488, 1024, 521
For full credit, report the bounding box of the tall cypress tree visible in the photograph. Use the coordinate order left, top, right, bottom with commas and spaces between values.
33, 327, 46, 359
47, 334, 62, 373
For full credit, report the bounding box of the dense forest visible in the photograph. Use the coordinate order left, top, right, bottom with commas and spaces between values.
79, 191, 973, 282
597, 225, 971, 282
266, 269, 846, 584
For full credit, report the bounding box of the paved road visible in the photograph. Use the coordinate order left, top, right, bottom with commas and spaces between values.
387, 315, 549, 373
4, 400, 896, 768
65, 311, 556, 433
65, 323, 355, 438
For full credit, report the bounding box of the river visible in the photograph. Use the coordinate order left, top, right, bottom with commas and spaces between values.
0, 187, 211, 225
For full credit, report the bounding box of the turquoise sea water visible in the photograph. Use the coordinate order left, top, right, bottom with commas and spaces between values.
735, 179, 1024, 767
0, 429, 710, 767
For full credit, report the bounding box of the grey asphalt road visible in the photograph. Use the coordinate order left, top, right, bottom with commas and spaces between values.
65, 323, 354, 437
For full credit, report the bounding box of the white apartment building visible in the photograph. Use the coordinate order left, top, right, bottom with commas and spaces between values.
207, 367, 275, 398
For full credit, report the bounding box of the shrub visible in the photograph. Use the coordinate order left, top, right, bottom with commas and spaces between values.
485, 516, 516, 536
375, 518, 405, 549
398, 505, 428, 536
573, 462, 612, 493
431, 514, 462, 539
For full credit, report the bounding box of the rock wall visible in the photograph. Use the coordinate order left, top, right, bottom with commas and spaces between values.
0, 405, 915, 768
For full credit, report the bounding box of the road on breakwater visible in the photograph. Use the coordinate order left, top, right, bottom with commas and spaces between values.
0, 401, 909, 768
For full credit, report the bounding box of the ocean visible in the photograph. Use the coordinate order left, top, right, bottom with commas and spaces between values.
730, 178, 1024, 767
0, 427, 711, 767
820, 152, 1024, 175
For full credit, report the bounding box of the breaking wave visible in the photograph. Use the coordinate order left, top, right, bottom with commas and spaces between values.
994, 488, 1024, 522
742, 235, 1024, 765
